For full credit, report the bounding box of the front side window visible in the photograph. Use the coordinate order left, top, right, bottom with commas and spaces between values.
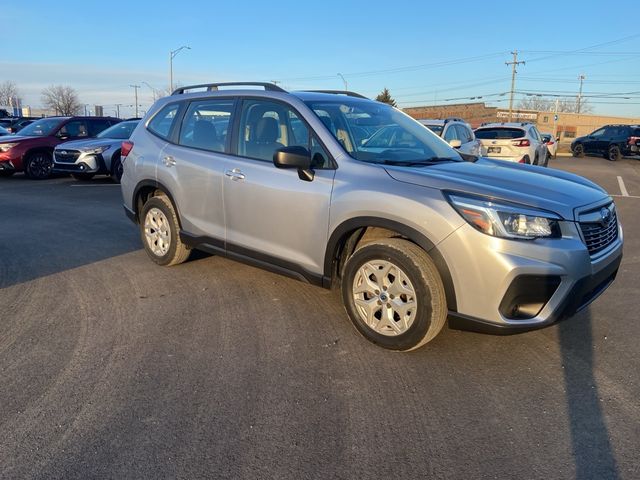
148, 103, 180, 140
237, 99, 330, 166
59, 120, 89, 138
179, 99, 234, 153
590, 128, 606, 138
97, 120, 138, 139
423, 124, 444, 136
305, 99, 460, 165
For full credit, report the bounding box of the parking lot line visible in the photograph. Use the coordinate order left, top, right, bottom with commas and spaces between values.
617, 176, 629, 197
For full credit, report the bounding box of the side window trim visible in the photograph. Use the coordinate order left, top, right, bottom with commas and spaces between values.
146, 101, 185, 142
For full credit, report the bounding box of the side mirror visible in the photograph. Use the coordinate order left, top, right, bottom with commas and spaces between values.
449, 139, 462, 149
556, 137, 560, 142
58, 134, 70, 140
273, 146, 314, 181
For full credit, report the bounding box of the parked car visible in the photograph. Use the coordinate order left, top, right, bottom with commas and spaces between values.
571, 124, 640, 161
0, 116, 120, 178
0, 117, 38, 134
474, 122, 549, 166
541, 133, 559, 158
53, 120, 139, 182
418, 118, 481, 157
0, 126, 10, 137
121, 82, 622, 351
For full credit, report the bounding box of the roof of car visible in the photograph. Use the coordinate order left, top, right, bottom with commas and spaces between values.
477, 122, 531, 128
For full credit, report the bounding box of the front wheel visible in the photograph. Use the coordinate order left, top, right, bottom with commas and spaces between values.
572, 144, 584, 158
140, 194, 191, 266
341, 238, 447, 351
24, 151, 53, 179
607, 145, 621, 162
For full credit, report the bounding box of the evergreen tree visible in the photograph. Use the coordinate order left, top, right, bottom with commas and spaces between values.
375, 88, 397, 107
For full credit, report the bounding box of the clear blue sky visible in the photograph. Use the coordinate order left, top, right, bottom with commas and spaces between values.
2, 0, 640, 118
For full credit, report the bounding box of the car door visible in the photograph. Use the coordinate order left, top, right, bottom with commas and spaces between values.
530, 126, 546, 161
223, 98, 335, 275
157, 97, 236, 242
584, 127, 605, 153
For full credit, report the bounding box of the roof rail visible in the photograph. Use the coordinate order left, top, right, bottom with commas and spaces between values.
171, 82, 287, 95
444, 117, 465, 124
301, 90, 368, 99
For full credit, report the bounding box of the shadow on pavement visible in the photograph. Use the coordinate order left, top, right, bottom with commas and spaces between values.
558, 309, 619, 480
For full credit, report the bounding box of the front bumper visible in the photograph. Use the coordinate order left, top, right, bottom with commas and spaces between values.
52, 152, 105, 174
440, 214, 623, 334
0, 160, 16, 172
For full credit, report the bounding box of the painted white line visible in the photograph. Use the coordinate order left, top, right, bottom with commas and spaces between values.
611, 194, 640, 199
617, 176, 629, 197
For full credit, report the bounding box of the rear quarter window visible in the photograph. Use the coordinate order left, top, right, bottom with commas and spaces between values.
148, 103, 181, 140
475, 128, 525, 139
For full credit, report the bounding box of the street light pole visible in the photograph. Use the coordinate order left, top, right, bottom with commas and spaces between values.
169, 45, 191, 93
129, 84, 140, 118
577, 74, 586, 114
337, 73, 348, 91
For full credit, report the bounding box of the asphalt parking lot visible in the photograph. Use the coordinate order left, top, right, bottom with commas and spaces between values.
1, 156, 639, 480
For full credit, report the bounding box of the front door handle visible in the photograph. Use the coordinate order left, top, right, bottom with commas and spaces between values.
163, 155, 176, 167
225, 168, 245, 181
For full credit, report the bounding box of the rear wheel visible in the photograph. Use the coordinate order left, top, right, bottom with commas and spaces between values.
572, 143, 584, 158
140, 194, 191, 266
71, 173, 95, 181
24, 151, 53, 179
110, 151, 123, 183
607, 145, 621, 162
341, 238, 447, 351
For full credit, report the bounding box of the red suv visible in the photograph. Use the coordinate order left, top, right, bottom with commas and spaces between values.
0, 116, 120, 179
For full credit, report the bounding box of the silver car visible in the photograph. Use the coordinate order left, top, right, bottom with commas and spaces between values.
53, 120, 139, 182
120, 83, 623, 351
418, 118, 481, 157
475, 122, 549, 166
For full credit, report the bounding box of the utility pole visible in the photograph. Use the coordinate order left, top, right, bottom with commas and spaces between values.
577, 74, 586, 114
129, 85, 140, 118
115, 104, 122, 118
506, 50, 525, 122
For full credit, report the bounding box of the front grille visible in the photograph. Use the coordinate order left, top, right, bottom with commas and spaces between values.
55, 150, 81, 163
580, 208, 618, 255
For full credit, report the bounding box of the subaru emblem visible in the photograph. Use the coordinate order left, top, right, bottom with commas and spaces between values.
600, 207, 612, 226
60, 151, 67, 155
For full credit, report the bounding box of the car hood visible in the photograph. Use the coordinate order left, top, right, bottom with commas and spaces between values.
0, 134, 35, 142
384, 157, 609, 220
54, 138, 115, 151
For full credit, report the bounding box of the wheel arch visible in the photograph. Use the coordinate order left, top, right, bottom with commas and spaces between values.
109, 149, 122, 172
132, 179, 182, 227
324, 216, 457, 311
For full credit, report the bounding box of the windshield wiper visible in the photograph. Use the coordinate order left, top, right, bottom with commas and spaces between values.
382, 157, 460, 167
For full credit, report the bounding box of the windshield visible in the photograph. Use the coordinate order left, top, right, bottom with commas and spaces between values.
17, 118, 63, 137
0, 126, 9, 135
304, 99, 461, 165
423, 124, 444, 135
475, 128, 525, 140
97, 121, 138, 139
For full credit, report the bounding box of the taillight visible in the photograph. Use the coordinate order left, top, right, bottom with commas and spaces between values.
121, 141, 133, 161
628, 136, 640, 145
518, 157, 526, 163
546, 139, 555, 145
511, 139, 530, 147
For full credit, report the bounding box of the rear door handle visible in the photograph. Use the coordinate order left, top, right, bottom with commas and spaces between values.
225, 168, 245, 181
163, 155, 176, 167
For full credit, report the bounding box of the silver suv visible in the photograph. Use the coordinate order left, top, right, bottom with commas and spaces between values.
121, 83, 623, 351
418, 118, 481, 157
475, 122, 549, 166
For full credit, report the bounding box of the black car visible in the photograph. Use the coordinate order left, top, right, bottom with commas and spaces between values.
571, 124, 640, 161
0, 117, 38, 134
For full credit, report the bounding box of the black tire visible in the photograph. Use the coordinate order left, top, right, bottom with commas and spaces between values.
533, 154, 539, 166
522, 155, 531, 165
542, 151, 550, 167
607, 145, 621, 162
139, 194, 191, 266
0, 170, 15, 177
24, 151, 53, 179
110, 151, 123, 183
71, 173, 96, 181
572, 143, 584, 158
341, 238, 447, 351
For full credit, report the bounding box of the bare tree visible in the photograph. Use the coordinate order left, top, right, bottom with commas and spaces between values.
517, 96, 593, 114
0, 81, 21, 106
41, 85, 82, 115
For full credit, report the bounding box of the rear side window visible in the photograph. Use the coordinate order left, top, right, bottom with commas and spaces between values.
148, 103, 180, 140
475, 128, 525, 139
178, 99, 234, 153
59, 120, 89, 138
87, 119, 112, 136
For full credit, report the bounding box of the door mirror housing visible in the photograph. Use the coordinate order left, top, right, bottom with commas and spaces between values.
273, 146, 314, 181
449, 139, 462, 148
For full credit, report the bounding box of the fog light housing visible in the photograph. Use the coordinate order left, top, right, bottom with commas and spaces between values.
499, 275, 561, 320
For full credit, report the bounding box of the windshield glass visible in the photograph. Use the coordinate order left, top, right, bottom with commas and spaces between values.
0, 126, 9, 135
304, 99, 461, 164
423, 124, 444, 135
97, 121, 138, 139
17, 118, 62, 137
475, 128, 525, 139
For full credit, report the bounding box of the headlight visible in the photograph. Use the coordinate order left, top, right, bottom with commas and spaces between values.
447, 193, 561, 239
0, 143, 18, 152
85, 145, 110, 155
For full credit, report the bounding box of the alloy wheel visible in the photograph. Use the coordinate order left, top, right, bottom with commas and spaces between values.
144, 208, 171, 256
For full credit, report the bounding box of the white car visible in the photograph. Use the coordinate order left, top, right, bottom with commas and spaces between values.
419, 118, 481, 157
474, 122, 549, 166
541, 133, 558, 158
